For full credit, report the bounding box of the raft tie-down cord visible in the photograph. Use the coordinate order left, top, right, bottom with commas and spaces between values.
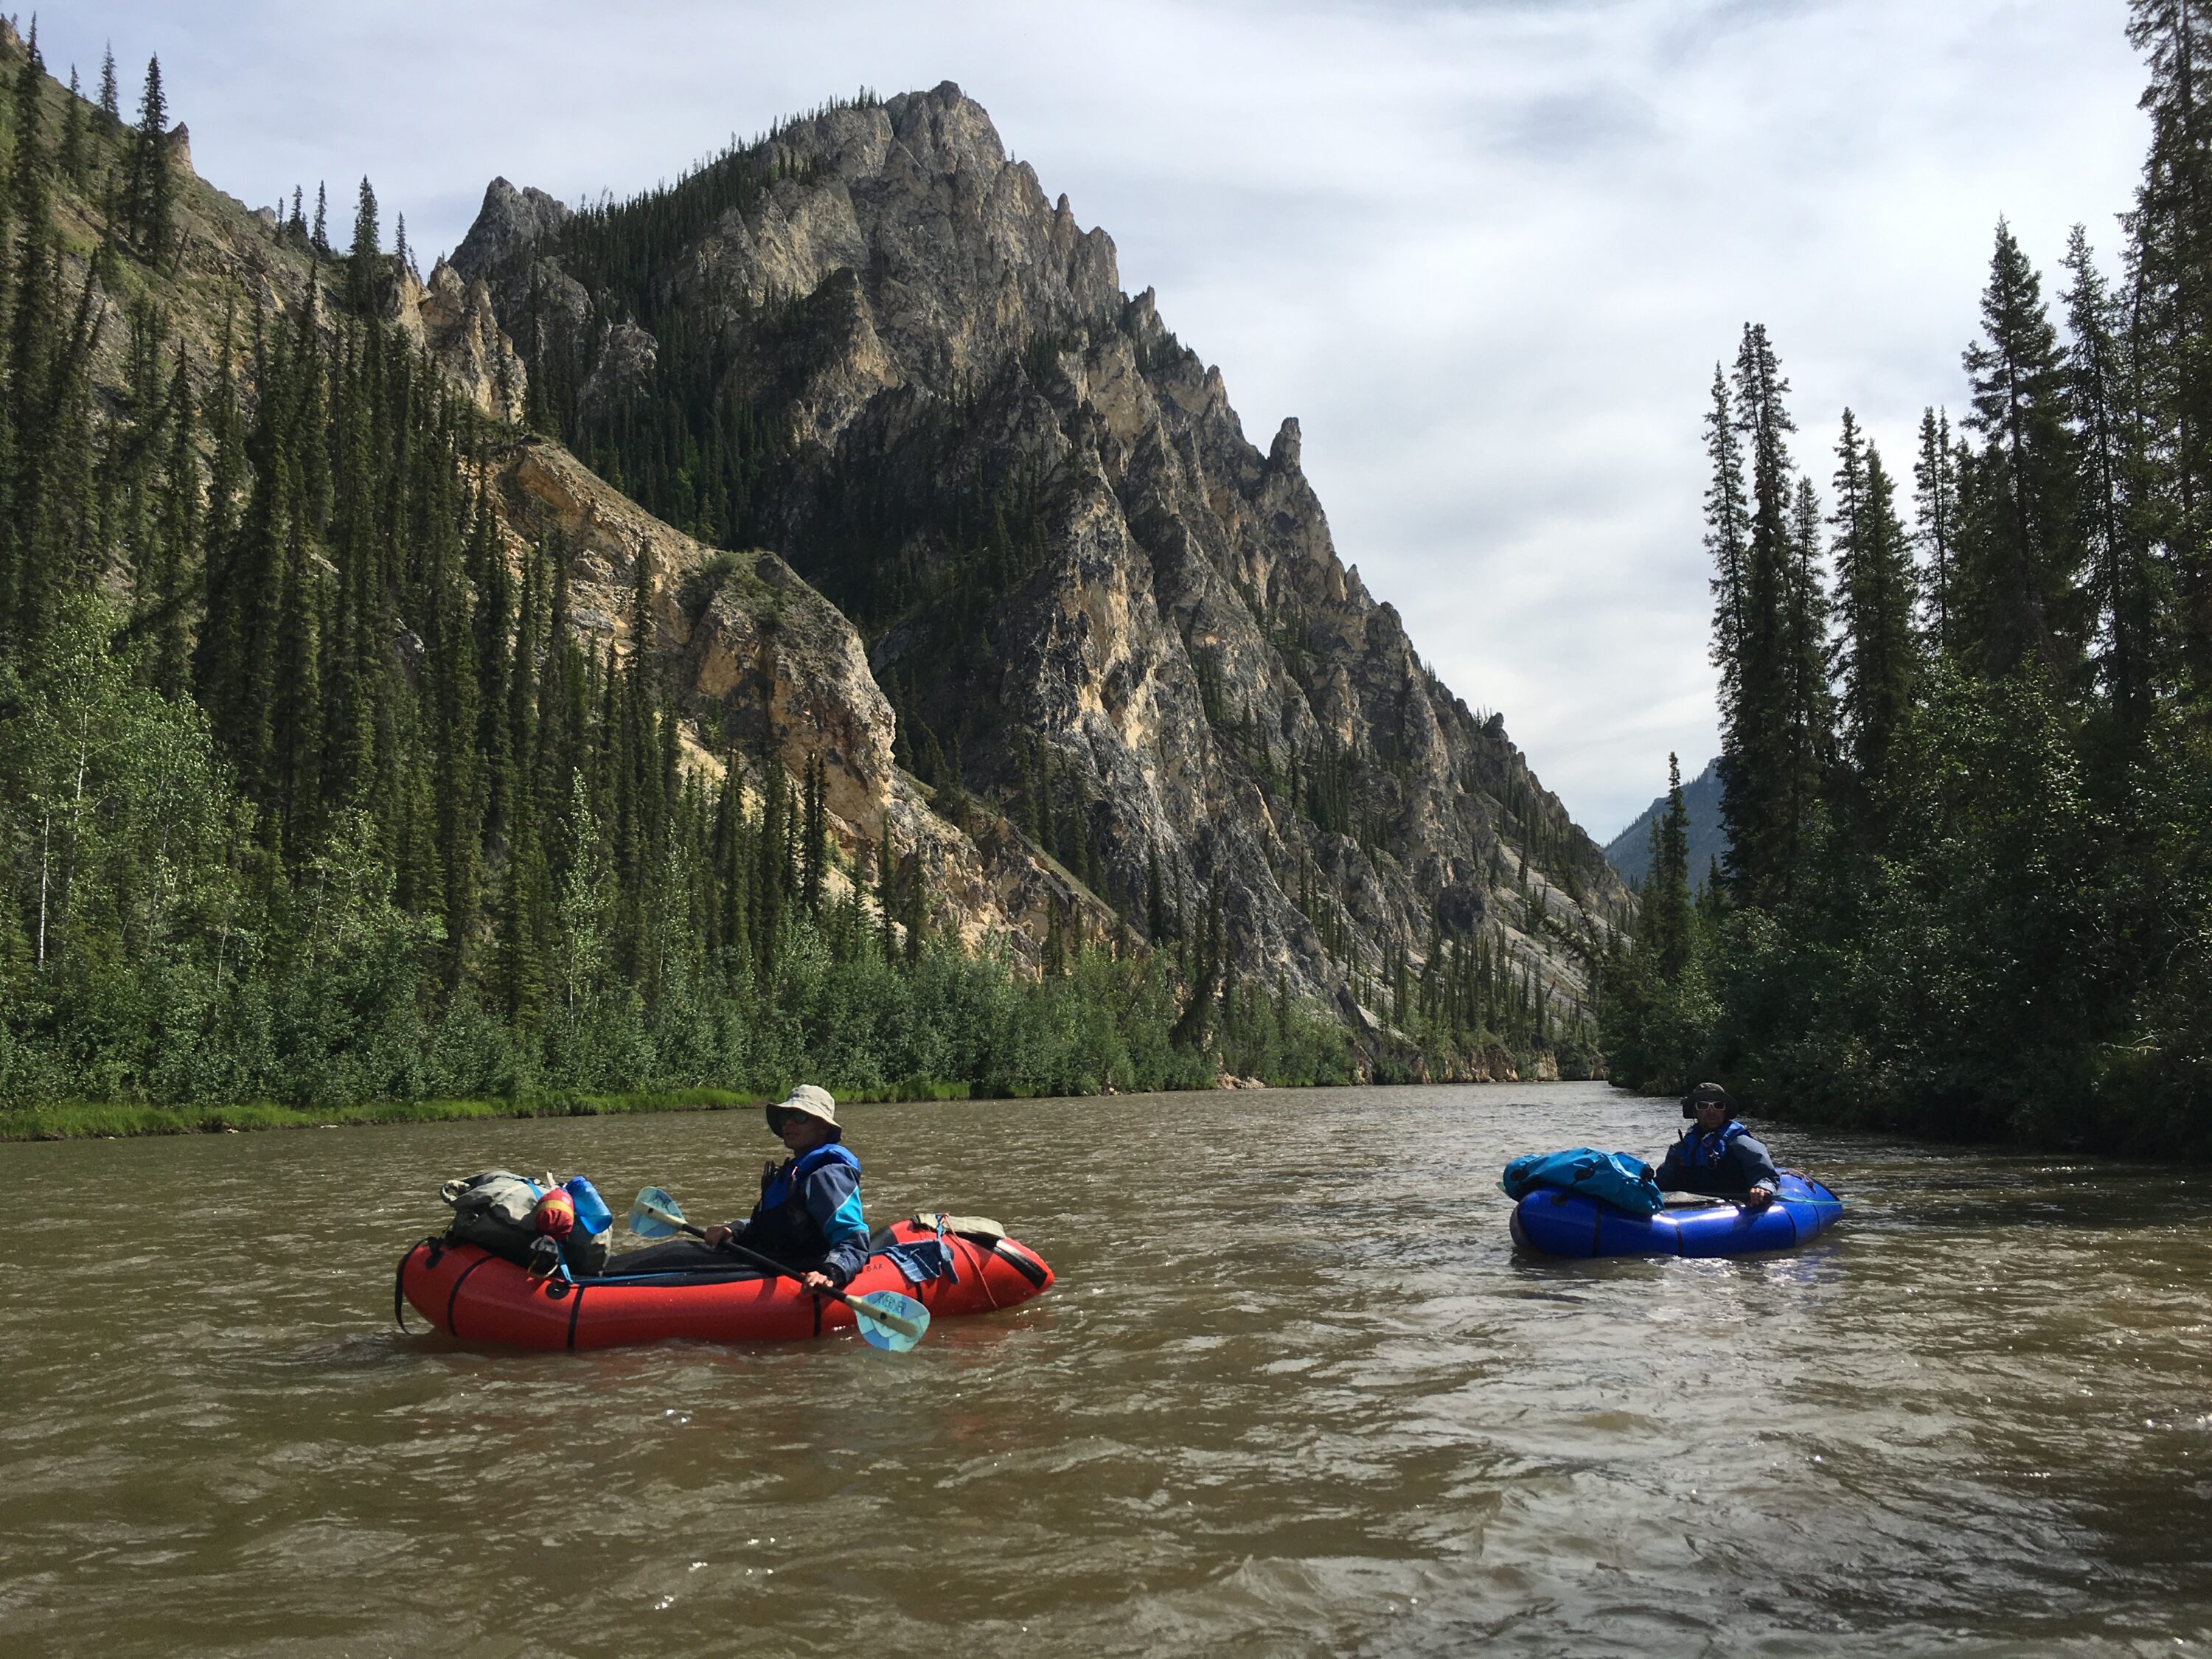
394, 1236, 440, 1333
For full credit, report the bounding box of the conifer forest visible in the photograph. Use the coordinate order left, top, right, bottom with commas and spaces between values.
1603, 3, 2212, 1156
0, 31, 1355, 1110
11, 6, 2205, 1152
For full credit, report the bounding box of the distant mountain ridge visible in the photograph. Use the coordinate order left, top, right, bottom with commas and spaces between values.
1603, 759, 1727, 891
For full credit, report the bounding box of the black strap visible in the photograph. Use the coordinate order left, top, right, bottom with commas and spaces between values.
992, 1239, 1048, 1289
445, 1251, 495, 1340
393, 1237, 438, 1333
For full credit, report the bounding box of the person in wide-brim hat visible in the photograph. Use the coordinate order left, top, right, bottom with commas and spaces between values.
763, 1082, 842, 1141
696, 1084, 868, 1290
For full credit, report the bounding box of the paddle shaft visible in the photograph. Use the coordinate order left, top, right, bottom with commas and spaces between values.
640, 1204, 924, 1338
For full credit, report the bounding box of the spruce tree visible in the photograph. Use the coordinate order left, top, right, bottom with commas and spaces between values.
498, 796, 547, 1027
151, 349, 198, 699
754, 748, 785, 973
903, 863, 925, 963
1832, 413, 1918, 824
501, 644, 553, 1014
877, 832, 897, 961
192, 305, 246, 712
348, 176, 380, 316
59, 69, 86, 187
414, 434, 484, 991
1717, 322, 1807, 907
271, 476, 325, 856
97, 45, 119, 126
127, 56, 173, 260
469, 487, 512, 835
801, 751, 825, 911
507, 546, 542, 843
2061, 224, 2156, 724
535, 547, 580, 835
1779, 474, 1835, 860
3, 42, 61, 645
1913, 407, 1960, 653
1704, 364, 1751, 701
322, 321, 381, 808
1957, 220, 2087, 683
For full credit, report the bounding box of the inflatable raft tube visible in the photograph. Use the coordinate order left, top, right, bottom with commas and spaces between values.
1511, 1171, 1843, 1259
398, 1217, 1053, 1349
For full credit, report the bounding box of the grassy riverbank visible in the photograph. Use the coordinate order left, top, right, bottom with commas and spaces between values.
0, 1081, 975, 1142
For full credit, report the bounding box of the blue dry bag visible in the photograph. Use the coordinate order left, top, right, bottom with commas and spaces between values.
563, 1176, 614, 1237
1500, 1147, 1663, 1216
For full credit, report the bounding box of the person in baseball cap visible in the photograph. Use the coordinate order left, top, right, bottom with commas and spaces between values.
1655, 1082, 1783, 1209
700, 1085, 867, 1290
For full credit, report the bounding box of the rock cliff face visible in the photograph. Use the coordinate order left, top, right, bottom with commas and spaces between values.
464, 84, 1630, 1040
479, 437, 1117, 966
404, 260, 530, 423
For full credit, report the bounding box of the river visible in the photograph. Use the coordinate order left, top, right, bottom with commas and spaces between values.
2, 1082, 2208, 1656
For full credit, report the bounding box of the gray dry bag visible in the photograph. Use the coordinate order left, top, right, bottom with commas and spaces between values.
440, 1169, 611, 1276
440, 1169, 546, 1266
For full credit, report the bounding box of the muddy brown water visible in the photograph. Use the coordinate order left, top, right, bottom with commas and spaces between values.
2, 1082, 2210, 1657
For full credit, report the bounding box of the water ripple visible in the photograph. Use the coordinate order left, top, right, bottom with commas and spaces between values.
3, 1083, 2210, 1655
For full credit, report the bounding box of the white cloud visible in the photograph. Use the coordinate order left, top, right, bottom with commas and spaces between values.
49, 0, 2146, 835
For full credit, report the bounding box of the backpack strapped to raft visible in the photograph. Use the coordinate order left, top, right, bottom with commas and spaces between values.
441, 1170, 544, 1267
439, 1170, 612, 1276
1499, 1147, 1664, 1217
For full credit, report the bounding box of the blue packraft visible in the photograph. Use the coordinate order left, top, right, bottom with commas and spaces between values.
1500, 1147, 1663, 1216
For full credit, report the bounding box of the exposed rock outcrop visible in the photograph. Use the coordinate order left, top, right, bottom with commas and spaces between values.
418, 261, 529, 422
451, 177, 575, 280
375, 258, 529, 422
481, 437, 1110, 971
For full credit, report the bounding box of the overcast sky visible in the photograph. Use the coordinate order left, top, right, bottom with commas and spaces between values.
41, 1, 2149, 837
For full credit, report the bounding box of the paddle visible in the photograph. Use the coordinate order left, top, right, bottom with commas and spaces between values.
625, 1186, 930, 1352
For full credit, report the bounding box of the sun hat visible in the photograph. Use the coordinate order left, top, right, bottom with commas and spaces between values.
765, 1083, 840, 1140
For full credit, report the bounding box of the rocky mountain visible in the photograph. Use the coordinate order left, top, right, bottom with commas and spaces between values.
458, 84, 1631, 1063
16, 24, 1624, 1079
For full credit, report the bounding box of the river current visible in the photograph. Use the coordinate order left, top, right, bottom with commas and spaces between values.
2, 1082, 2208, 1656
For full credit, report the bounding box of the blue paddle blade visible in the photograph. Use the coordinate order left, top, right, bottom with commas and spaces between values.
627, 1185, 685, 1239
850, 1290, 929, 1354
